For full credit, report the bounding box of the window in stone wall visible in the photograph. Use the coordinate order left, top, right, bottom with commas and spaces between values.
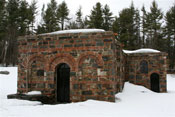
140, 60, 148, 74
37, 70, 44, 76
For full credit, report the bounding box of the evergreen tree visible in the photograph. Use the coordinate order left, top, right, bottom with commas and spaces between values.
165, 4, 175, 69
145, 0, 163, 50
119, 8, 134, 49
6, 0, 20, 65
57, 1, 69, 30
112, 17, 120, 33
112, 16, 120, 40
0, 0, 7, 64
134, 9, 141, 48
76, 6, 84, 29
88, 2, 104, 29
127, 2, 140, 49
28, 0, 37, 34
18, 0, 30, 36
113, 3, 141, 50
141, 5, 147, 47
103, 4, 113, 31
43, 0, 59, 32
0, 0, 6, 38
0, 0, 37, 65
0, 0, 7, 39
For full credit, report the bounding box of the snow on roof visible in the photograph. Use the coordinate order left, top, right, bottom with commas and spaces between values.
123, 48, 160, 54
40, 29, 105, 35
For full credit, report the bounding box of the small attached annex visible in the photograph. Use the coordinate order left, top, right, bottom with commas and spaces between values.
124, 49, 167, 92
8, 29, 167, 104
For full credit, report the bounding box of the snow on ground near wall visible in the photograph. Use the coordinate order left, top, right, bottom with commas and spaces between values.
25, 91, 42, 95
123, 48, 160, 54
40, 29, 105, 36
0, 67, 175, 117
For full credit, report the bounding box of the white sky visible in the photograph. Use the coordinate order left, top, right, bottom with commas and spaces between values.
26, 0, 175, 24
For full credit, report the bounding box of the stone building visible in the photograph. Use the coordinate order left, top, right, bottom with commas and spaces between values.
14, 29, 167, 103
124, 49, 167, 92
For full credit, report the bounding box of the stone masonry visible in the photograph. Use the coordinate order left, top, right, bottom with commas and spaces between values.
15, 29, 167, 103
125, 52, 167, 92
17, 30, 125, 103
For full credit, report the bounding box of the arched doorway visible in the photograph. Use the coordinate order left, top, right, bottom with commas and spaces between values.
56, 63, 70, 103
150, 73, 160, 92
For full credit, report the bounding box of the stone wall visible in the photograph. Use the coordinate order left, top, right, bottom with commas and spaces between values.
17, 30, 167, 103
125, 53, 167, 92
113, 41, 125, 93
17, 31, 122, 103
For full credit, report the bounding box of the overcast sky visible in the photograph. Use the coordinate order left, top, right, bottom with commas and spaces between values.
26, 0, 175, 24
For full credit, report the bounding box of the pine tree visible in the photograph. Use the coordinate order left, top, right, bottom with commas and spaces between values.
0, 0, 6, 37
145, 0, 163, 50
0, 0, 7, 64
112, 2, 141, 50
43, 0, 59, 32
18, 0, 30, 36
0, 0, 6, 39
134, 9, 141, 49
103, 4, 113, 31
112, 16, 120, 40
57, 1, 69, 30
127, 2, 139, 49
6, 0, 20, 65
116, 8, 132, 49
28, 0, 37, 34
112, 17, 120, 33
76, 6, 84, 29
165, 4, 175, 69
88, 2, 104, 29
141, 5, 147, 47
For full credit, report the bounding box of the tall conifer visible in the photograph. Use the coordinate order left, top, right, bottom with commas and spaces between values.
57, 1, 69, 30
145, 0, 163, 50
88, 2, 104, 29
103, 4, 113, 31
43, 0, 59, 32
165, 4, 175, 69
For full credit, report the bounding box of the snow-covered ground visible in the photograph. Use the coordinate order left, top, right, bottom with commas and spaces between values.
0, 67, 175, 117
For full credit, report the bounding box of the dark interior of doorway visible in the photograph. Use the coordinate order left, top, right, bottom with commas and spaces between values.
56, 63, 70, 103
150, 73, 160, 92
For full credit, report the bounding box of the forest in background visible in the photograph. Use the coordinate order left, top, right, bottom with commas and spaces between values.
0, 0, 175, 69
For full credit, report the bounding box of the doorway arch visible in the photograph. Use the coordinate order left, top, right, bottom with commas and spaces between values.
150, 73, 160, 92
56, 63, 70, 103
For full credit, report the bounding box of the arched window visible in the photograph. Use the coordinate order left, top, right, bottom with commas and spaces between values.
140, 60, 148, 74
